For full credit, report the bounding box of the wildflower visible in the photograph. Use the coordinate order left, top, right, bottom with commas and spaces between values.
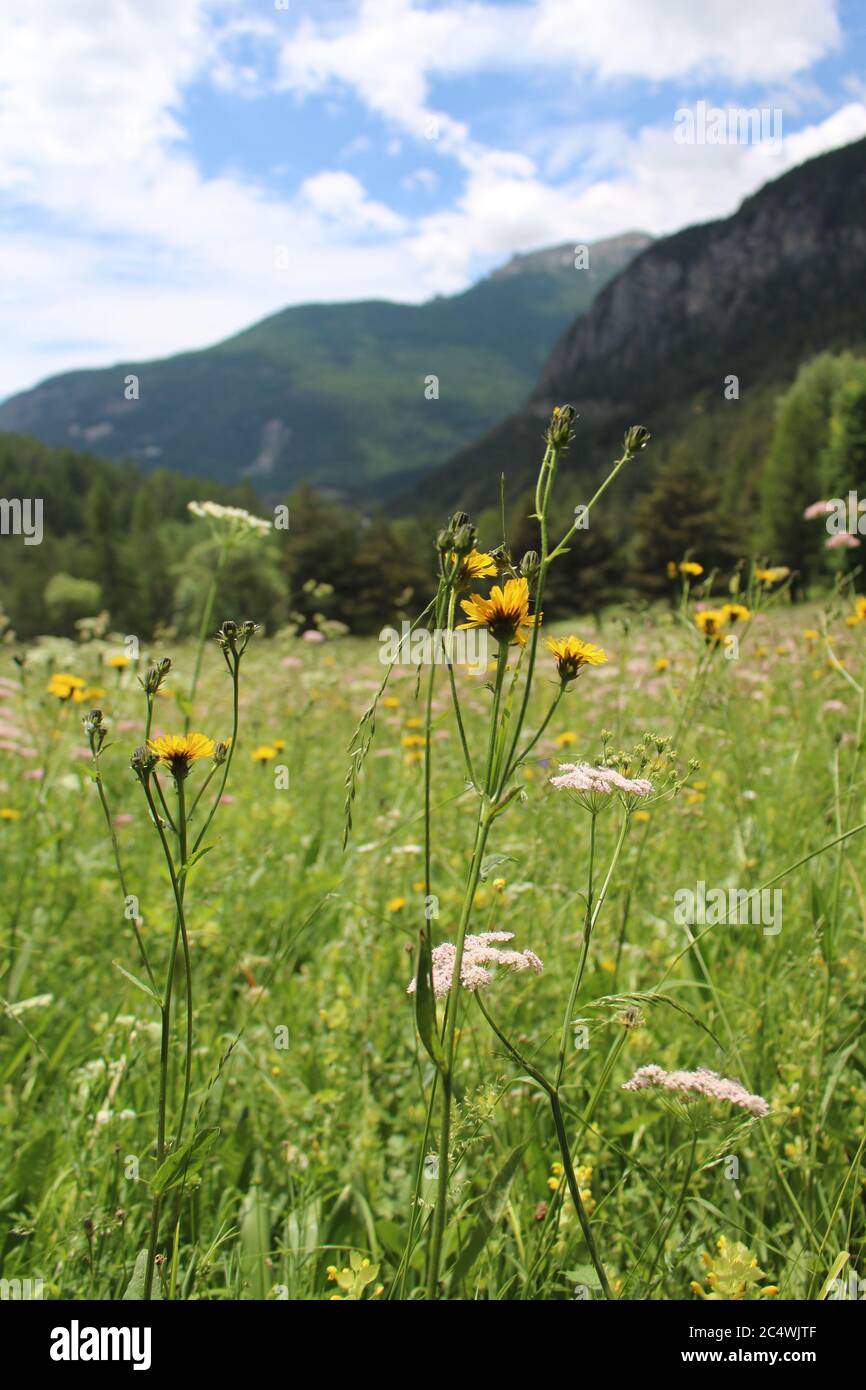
802, 629, 819, 640
721, 603, 750, 624
251, 745, 277, 762
386, 897, 406, 913
547, 404, 577, 447
47, 673, 86, 700
407, 931, 543, 999
140, 658, 171, 696
826, 532, 861, 550
147, 732, 215, 779
623, 424, 651, 454
188, 499, 271, 536
695, 609, 725, 642
107, 655, 131, 669
622, 1064, 769, 1118
555, 731, 577, 746
325, 1253, 383, 1300
803, 500, 833, 520
0, 807, 21, 820
691, 1236, 776, 1301
436, 510, 477, 557
854, 596, 866, 621
822, 699, 847, 714
655, 657, 669, 671
382, 696, 400, 709
459, 576, 537, 647
302, 629, 325, 643
448, 548, 498, 588
679, 561, 704, 577
550, 762, 653, 812
754, 566, 790, 586
546, 635, 607, 683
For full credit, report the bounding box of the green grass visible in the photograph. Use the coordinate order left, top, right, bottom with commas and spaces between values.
1, 591, 865, 1300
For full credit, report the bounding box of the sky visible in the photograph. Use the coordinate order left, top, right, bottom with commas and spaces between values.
2, 0, 866, 400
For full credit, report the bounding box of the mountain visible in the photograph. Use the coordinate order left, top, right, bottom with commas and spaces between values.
0, 233, 651, 502
416, 137, 866, 517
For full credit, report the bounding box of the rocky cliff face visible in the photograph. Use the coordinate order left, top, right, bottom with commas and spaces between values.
417, 135, 866, 514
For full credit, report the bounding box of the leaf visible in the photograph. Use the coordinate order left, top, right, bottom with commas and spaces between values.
564, 1263, 603, 1292
479, 853, 516, 881
240, 1182, 272, 1300
150, 1127, 220, 1196
414, 931, 445, 1073
112, 962, 161, 1005
818, 1251, 850, 1301
447, 1142, 527, 1292
122, 1248, 162, 1301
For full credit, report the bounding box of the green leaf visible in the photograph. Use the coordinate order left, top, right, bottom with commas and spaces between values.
479, 853, 516, 881
150, 1127, 220, 1196
122, 1248, 162, 1301
112, 961, 160, 1005
447, 1142, 527, 1292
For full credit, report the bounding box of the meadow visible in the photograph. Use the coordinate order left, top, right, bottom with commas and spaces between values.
1, 415, 865, 1303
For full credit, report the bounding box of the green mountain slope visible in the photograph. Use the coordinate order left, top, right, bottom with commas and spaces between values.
0, 233, 650, 501
414, 137, 866, 522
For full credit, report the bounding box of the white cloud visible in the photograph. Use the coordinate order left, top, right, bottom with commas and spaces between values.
0, 0, 856, 399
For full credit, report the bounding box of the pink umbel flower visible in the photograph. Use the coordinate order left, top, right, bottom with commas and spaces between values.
622, 1064, 769, 1118
826, 532, 861, 549
550, 762, 653, 810
803, 500, 834, 520
407, 931, 543, 999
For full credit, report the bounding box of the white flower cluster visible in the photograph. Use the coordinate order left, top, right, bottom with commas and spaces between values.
188, 500, 271, 536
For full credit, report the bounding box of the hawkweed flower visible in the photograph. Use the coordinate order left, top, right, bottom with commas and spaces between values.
458, 576, 537, 647
547, 403, 576, 448
622, 1064, 769, 1118
679, 561, 704, 578
436, 510, 477, 560
47, 672, 86, 701
721, 602, 750, 624
83, 708, 107, 756
695, 609, 725, 643
108, 654, 131, 670
754, 566, 790, 587
147, 732, 215, 780
251, 744, 277, 763
546, 635, 607, 685
448, 548, 498, 589
130, 744, 159, 781
215, 619, 259, 664
407, 930, 543, 999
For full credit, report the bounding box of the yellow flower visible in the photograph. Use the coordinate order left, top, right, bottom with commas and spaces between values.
721, 603, 750, 624
546, 635, 607, 681
401, 734, 427, 748
382, 696, 400, 709
272, 738, 285, 750
386, 897, 406, 913
754, 566, 790, 587
634, 809, 651, 823
0, 808, 21, 820
251, 744, 277, 762
666, 561, 678, 579
679, 561, 704, 577
404, 717, 423, 729
555, 730, 577, 746
655, 657, 670, 671
147, 732, 215, 778
802, 629, 819, 640
47, 673, 86, 700
108, 655, 131, 669
458, 576, 537, 647
72, 685, 106, 703
855, 596, 866, 620
449, 548, 498, 588
695, 609, 725, 642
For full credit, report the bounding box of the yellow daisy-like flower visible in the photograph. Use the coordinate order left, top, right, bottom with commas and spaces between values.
382, 696, 400, 709
108, 655, 131, 669
545, 635, 607, 682
666, 561, 678, 579
655, 657, 670, 671
251, 744, 277, 762
754, 565, 790, 587
272, 738, 285, 750
854, 596, 866, 621
449, 548, 498, 588
72, 685, 106, 704
679, 561, 704, 577
802, 629, 819, 640
386, 897, 406, 913
555, 730, 577, 746
458, 576, 537, 647
147, 732, 215, 778
0, 808, 22, 820
721, 602, 750, 624
695, 609, 725, 642
47, 673, 86, 700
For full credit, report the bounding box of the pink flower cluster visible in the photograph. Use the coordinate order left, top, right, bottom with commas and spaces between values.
550, 762, 654, 798
622, 1064, 769, 1118
407, 931, 543, 999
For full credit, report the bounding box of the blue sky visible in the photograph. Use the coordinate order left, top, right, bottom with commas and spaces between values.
2, 0, 866, 399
